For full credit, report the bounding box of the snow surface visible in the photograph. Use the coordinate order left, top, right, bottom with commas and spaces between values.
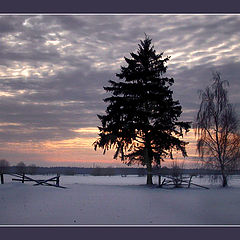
1, 174, 240, 225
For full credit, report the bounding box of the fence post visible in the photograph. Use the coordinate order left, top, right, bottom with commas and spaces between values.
22, 173, 25, 183
56, 174, 60, 187
188, 175, 193, 188
158, 175, 162, 187
1, 173, 4, 184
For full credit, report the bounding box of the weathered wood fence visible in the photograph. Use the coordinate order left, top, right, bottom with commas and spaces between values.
151, 173, 209, 189
1, 173, 4, 184
1, 173, 66, 188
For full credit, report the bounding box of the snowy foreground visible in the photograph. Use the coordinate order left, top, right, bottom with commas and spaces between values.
1, 174, 240, 225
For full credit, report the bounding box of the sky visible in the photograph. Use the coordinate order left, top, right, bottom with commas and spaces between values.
0, 14, 240, 167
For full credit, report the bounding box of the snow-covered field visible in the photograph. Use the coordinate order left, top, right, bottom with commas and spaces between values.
1, 174, 240, 225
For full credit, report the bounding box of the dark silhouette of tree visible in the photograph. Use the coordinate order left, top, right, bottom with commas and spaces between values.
27, 164, 38, 175
94, 35, 191, 185
0, 159, 9, 174
91, 167, 115, 176
194, 72, 240, 187
16, 161, 26, 175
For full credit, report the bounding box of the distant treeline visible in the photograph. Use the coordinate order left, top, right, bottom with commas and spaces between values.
4, 166, 240, 176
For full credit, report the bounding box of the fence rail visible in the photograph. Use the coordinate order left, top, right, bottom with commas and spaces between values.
1, 173, 66, 188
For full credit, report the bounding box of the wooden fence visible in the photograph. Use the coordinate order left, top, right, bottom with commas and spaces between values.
150, 173, 209, 189
0, 173, 66, 188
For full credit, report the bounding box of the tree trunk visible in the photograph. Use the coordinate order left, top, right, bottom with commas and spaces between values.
145, 148, 153, 185
222, 173, 228, 187
146, 166, 153, 185
221, 166, 228, 187
144, 135, 153, 185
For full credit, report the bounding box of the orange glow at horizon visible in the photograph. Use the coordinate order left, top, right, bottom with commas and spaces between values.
1, 127, 199, 166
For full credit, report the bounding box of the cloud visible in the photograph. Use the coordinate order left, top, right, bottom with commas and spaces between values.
0, 14, 239, 164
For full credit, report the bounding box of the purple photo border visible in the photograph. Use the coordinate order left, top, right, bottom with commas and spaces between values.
0, 0, 240, 239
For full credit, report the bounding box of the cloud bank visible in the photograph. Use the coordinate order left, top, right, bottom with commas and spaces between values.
0, 15, 239, 165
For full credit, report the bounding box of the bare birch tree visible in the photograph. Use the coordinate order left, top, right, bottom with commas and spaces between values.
194, 72, 240, 187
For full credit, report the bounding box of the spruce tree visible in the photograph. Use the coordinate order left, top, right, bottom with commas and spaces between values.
94, 35, 191, 185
